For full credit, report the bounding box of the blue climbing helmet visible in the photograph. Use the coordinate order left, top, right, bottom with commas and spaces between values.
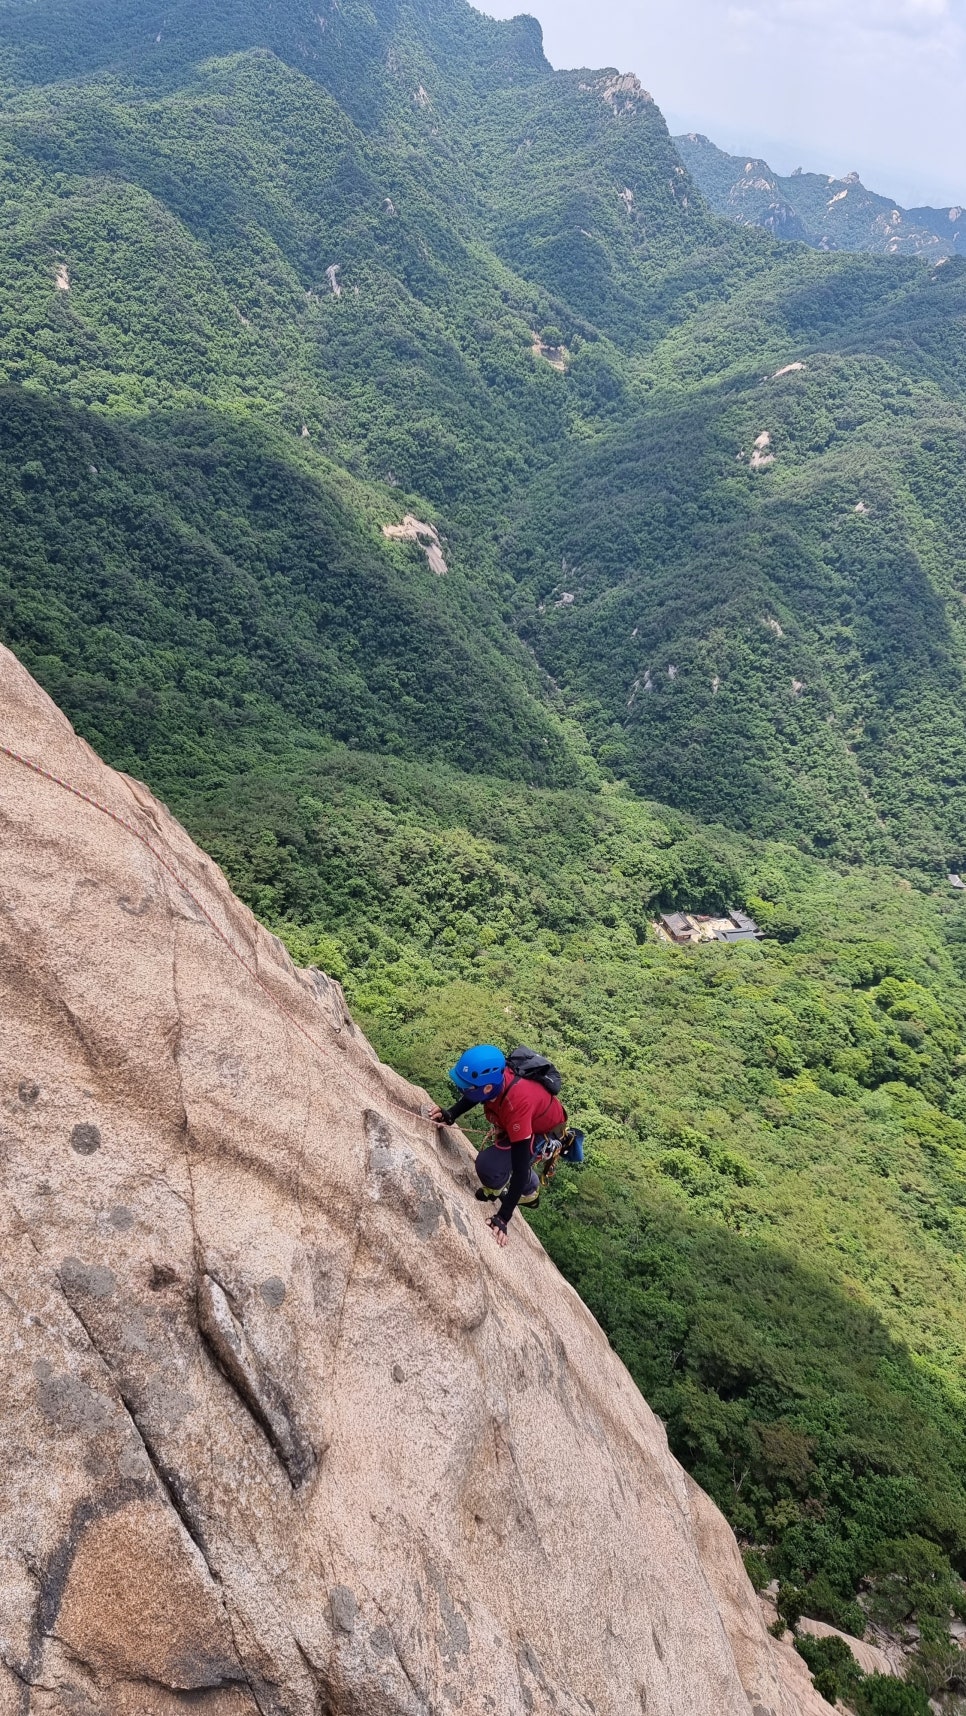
447, 1043, 506, 1100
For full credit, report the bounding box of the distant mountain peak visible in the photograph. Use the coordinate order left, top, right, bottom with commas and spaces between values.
675, 131, 965, 258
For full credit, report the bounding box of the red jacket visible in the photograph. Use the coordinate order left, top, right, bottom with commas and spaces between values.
483, 1067, 565, 1146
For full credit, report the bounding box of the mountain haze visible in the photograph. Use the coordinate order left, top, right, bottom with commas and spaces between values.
2, 0, 966, 1698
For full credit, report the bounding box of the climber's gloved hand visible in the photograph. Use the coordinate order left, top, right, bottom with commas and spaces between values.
487, 1215, 508, 1248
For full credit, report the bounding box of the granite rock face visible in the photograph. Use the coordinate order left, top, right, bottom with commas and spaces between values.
0, 643, 832, 1716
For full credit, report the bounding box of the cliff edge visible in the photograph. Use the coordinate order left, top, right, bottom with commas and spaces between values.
0, 643, 831, 1716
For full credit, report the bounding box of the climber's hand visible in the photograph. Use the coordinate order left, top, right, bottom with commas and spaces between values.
487, 1215, 508, 1248
427, 1103, 445, 1122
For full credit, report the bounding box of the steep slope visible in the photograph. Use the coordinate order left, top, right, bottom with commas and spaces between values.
675, 133, 966, 260
508, 302, 966, 867
0, 388, 585, 796
0, 44, 569, 514
463, 66, 715, 343
0, 641, 831, 1715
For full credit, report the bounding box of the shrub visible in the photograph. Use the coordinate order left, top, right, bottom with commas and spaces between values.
743, 1548, 771, 1592
856, 1675, 931, 1716
796, 1634, 863, 1707
865, 1535, 966, 1634
796, 1637, 932, 1715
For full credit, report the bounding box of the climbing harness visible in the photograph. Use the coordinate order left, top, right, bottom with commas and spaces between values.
530, 1127, 586, 1185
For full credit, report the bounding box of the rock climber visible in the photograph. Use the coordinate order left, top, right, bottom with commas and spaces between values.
427, 1044, 576, 1248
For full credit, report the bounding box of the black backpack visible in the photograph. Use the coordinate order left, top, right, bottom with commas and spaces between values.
506, 1045, 562, 1097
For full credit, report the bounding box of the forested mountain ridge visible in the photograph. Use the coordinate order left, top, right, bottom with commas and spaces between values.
2, 0, 966, 1693
510, 335, 966, 867
3, 0, 966, 862
675, 131, 966, 260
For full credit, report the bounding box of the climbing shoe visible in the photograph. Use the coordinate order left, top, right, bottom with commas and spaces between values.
475, 1185, 506, 1202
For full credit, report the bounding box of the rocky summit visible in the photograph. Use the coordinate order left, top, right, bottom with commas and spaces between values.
0, 648, 834, 1713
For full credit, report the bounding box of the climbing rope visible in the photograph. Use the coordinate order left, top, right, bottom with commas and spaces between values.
0, 741, 444, 1134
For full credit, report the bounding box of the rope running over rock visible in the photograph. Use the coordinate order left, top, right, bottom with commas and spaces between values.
0, 741, 442, 1134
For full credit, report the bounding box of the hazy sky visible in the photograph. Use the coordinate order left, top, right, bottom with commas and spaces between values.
478, 0, 966, 209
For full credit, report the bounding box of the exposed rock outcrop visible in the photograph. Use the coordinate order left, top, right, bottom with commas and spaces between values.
0, 643, 832, 1715
796, 1617, 905, 1681
750, 431, 776, 469
381, 514, 448, 575
598, 71, 654, 116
